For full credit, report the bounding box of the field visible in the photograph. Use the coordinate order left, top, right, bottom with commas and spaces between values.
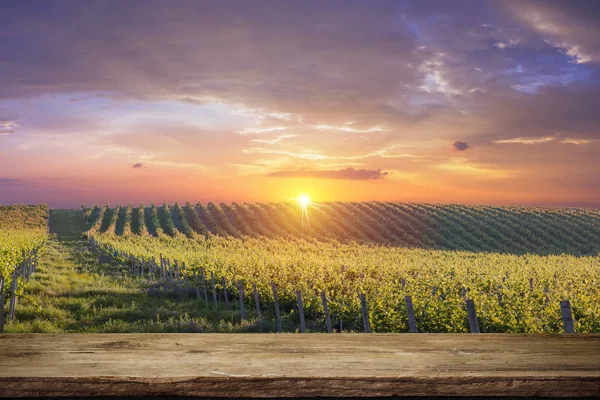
86, 202, 599, 255
84, 202, 599, 333
2, 202, 599, 333
0, 205, 48, 293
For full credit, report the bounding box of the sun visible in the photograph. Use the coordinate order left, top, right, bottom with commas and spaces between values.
298, 194, 310, 206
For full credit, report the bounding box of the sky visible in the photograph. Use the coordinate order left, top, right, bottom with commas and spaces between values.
1, 0, 599, 208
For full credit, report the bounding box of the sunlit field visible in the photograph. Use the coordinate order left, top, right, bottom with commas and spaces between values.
2, 202, 598, 333
0, 205, 47, 288
86, 202, 599, 333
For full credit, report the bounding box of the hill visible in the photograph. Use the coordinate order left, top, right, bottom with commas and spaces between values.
85, 202, 600, 256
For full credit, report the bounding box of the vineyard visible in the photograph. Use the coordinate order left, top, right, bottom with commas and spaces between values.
0, 205, 47, 283
0, 205, 48, 328
85, 202, 600, 255
86, 202, 600, 333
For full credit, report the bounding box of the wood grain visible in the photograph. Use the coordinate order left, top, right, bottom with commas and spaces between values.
0, 334, 598, 397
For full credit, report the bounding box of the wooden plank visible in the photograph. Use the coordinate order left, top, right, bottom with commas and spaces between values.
561, 300, 575, 334
271, 283, 282, 333
0, 334, 598, 398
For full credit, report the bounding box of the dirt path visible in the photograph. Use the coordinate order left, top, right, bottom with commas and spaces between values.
6, 210, 248, 333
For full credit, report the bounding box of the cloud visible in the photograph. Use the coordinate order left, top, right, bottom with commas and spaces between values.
132, 163, 144, 168
494, 137, 554, 145
249, 134, 296, 145
0, 178, 23, 187
452, 141, 471, 151
267, 167, 388, 180
0, 121, 17, 135
0, 1, 599, 205
493, 136, 598, 145
503, 0, 600, 63
314, 124, 384, 133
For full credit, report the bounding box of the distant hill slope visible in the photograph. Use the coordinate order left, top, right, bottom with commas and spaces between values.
83, 202, 600, 256
0, 204, 48, 230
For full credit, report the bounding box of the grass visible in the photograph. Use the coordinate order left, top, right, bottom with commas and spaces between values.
6, 210, 275, 333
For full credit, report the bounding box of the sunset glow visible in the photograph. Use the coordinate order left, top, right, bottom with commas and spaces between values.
298, 195, 311, 207
1, 1, 599, 207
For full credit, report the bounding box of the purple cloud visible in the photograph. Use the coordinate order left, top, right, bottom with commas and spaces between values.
452, 141, 471, 151
267, 168, 389, 180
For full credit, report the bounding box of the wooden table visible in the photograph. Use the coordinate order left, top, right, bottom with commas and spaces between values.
1, 334, 598, 397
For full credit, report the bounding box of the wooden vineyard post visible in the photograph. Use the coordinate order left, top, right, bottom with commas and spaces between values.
194, 271, 200, 300
401, 279, 406, 290
529, 277, 534, 291
200, 268, 208, 304
359, 293, 371, 333
253, 283, 261, 318
23, 258, 29, 282
431, 286, 437, 296
238, 281, 245, 320
560, 300, 575, 333
320, 292, 332, 333
8, 271, 18, 322
404, 296, 417, 333
465, 299, 480, 333
182, 263, 190, 294
271, 283, 282, 333
0, 277, 5, 333
222, 277, 231, 310
497, 286, 503, 305
296, 290, 306, 333
211, 272, 218, 309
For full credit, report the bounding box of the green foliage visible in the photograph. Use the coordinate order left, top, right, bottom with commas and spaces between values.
0, 205, 47, 298
92, 230, 600, 333
82, 202, 600, 333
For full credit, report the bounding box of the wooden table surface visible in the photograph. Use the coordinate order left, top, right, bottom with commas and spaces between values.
1, 333, 598, 398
